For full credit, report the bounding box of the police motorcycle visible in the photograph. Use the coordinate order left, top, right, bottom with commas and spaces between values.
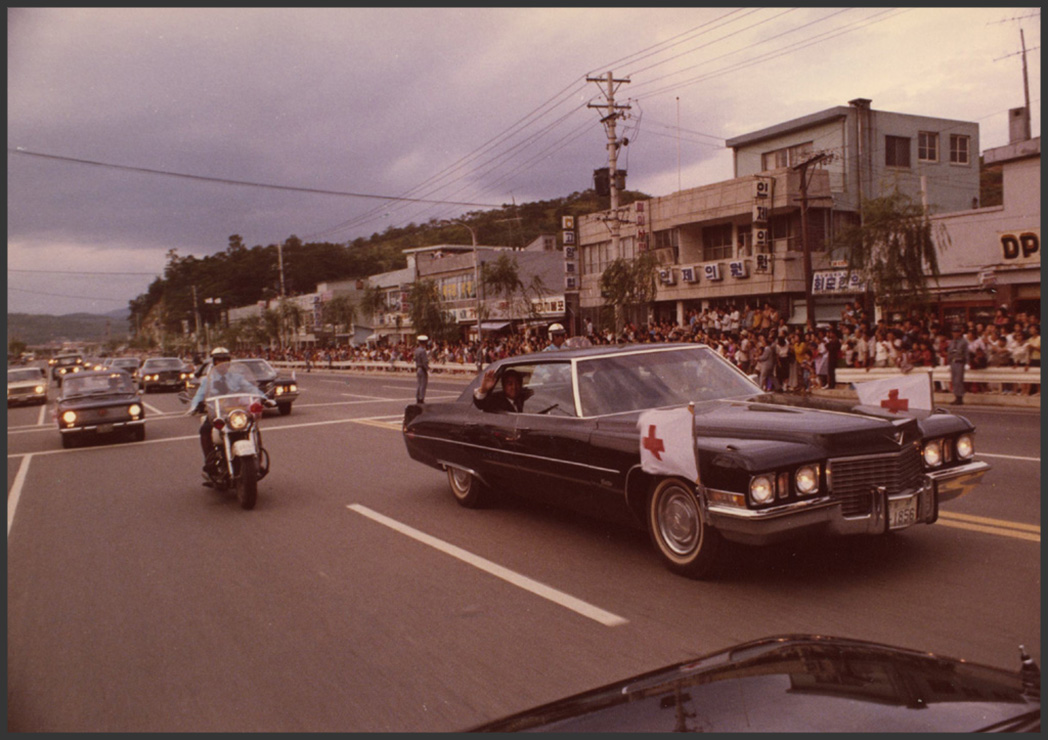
180, 371, 274, 510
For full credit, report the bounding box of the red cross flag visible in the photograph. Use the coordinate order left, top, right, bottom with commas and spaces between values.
637, 406, 699, 482
854, 371, 934, 412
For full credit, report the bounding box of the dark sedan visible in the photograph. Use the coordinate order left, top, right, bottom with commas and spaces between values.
186, 357, 300, 415
472, 634, 1040, 732
50, 353, 85, 384
55, 370, 145, 448
402, 344, 991, 579
139, 357, 191, 392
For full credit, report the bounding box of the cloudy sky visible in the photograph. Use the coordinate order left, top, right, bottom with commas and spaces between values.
8, 7, 1040, 316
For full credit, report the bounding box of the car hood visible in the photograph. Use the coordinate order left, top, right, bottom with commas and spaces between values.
471, 634, 1040, 732
59, 392, 139, 408
9, 379, 44, 390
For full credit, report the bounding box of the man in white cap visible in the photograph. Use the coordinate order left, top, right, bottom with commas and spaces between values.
544, 323, 567, 351
414, 335, 430, 403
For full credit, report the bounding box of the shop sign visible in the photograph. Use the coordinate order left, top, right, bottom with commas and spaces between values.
728, 260, 748, 279
1000, 229, 1039, 264
813, 270, 866, 294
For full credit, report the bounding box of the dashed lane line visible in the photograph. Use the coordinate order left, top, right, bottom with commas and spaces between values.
347, 504, 628, 627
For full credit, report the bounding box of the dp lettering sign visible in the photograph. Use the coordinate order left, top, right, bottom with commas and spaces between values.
1000, 230, 1040, 264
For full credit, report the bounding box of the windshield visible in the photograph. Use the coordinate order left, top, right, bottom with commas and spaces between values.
575, 346, 759, 416
231, 359, 276, 380
8, 369, 43, 383
62, 373, 136, 396
142, 358, 184, 370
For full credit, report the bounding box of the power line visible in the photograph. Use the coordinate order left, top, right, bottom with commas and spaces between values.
9, 268, 160, 276
7, 148, 503, 209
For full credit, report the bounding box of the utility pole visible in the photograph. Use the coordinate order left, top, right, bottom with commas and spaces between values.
192, 284, 201, 352
587, 71, 631, 255
1021, 28, 1032, 139
792, 152, 832, 329
277, 242, 287, 298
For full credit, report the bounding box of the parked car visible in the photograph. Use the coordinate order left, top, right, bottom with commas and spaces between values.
8, 366, 48, 406
54, 369, 145, 448
50, 353, 85, 383
402, 343, 991, 579
185, 357, 299, 415
471, 634, 1040, 732
102, 356, 141, 381
138, 357, 192, 392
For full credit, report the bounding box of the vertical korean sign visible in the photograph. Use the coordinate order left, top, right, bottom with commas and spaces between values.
752, 177, 772, 254
562, 216, 578, 291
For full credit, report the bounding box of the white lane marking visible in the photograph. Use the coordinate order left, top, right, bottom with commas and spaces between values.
8, 453, 33, 537
347, 504, 628, 628
143, 401, 166, 415
978, 452, 1040, 462
37, 404, 47, 426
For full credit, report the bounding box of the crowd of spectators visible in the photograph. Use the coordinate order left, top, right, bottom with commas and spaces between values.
249, 300, 1040, 397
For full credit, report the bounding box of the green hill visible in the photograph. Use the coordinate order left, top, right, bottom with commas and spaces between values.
7, 312, 132, 348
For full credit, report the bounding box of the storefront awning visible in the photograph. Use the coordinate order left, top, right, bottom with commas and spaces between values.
479, 321, 510, 331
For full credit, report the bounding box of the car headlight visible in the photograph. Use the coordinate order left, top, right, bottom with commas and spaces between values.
228, 409, 249, 430
128, 403, 142, 417
749, 474, 775, 505
61, 410, 77, 424
795, 464, 820, 495
955, 433, 974, 460
34, 385, 45, 394
922, 439, 944, 468
275, 386, 284, 395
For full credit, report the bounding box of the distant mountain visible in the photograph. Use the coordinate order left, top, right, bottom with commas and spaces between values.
7, 312, 132, 347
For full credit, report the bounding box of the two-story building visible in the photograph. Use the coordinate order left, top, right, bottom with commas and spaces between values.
576, 99, 981, 328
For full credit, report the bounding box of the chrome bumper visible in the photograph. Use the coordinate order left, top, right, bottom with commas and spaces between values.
60, 419, 145, 435
704, 461, 991, 546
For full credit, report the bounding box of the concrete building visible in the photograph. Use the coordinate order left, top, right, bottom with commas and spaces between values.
576, 99, 982, 328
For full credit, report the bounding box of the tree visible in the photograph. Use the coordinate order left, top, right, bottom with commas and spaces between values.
407, 279, 452, 341
322, 295, 357, 338
599, 252, 659, 336
836, 190, 947, 310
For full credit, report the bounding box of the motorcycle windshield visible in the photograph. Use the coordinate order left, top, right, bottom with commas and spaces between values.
206, 393, 260, 418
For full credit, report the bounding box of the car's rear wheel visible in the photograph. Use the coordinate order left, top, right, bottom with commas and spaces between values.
648, 478, 721, 579
446, 466, 489, 508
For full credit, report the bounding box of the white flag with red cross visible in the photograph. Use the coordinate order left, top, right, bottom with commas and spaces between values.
637, 406, 699, 482
854, 371, 934, 413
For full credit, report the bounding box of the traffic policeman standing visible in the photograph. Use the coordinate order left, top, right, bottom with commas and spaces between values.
544, 323, 567, 351
414, 335, 430, 403
947, 324, 969, 405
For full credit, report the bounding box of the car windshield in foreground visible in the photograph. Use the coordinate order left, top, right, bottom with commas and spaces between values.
63, 374, 136, 396
231, 360, 275, 380
575, 346, 759, 416
142, 358, 183, 370
8, 369, 43, 382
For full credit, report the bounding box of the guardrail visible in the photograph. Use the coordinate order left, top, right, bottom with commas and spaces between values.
271, 360, 480, 376
836, 366, 1040, 388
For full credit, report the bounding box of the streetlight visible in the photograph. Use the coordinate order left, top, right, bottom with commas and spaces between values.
442, 219, 483, 369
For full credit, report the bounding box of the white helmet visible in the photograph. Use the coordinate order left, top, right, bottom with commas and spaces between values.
549, 323, 566, 334
210, 346, 232, 363
417, 335, 429, 343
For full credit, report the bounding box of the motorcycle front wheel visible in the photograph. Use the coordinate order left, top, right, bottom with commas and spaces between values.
236, 456, 258, 510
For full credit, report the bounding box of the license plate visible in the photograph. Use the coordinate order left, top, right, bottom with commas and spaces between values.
96, 423, 114, 434
888, 497, 918, 529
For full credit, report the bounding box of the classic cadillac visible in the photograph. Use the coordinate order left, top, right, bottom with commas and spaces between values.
402, 344, 991, 579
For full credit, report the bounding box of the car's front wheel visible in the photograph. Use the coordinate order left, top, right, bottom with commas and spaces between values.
648, 478, 721, 579
277, 402, 292, 415
446, 466, 490, 508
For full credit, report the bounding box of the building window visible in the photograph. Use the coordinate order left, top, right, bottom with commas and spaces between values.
702, 223, 734, 261
652, 228, 679, 261
918, 131, 939, 162
949, 134, 970, 164
761, 141, 813, 171
885, 135, 911, 168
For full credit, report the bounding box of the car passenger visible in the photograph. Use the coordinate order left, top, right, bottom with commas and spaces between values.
473, 368, 529, 413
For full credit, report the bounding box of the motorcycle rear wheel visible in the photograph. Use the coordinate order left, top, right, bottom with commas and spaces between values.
236, 456, 258, 510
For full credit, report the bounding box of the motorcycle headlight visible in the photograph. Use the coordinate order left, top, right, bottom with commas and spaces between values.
795, 464, 820, 495
749, 474, 775, 505
923, 439, 944, 468
955, 433, 974, 460
228, 409, 249, 430
61, 410, 77, 424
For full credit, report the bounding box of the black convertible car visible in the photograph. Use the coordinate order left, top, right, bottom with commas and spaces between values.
55, 369, 146, 448
471, 634, 1040, 732
402, 344, 990, 579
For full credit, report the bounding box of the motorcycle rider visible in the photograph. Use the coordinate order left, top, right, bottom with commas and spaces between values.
189, 347, 264, 482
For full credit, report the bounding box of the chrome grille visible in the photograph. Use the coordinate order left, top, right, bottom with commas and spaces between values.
827, 446, 923, 516
78, 407, 130, 424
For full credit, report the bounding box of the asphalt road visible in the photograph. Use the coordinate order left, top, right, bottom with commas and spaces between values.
7, 369, 1041, 731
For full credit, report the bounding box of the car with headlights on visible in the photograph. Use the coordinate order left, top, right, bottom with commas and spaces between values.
55, 369, 145, 448
185, 357, 300, 415
402, 343, 991, 579
138, 356, 192, 392
102, 356, 141, 381
50, 352, 85, 384
8, 366, 48, 406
